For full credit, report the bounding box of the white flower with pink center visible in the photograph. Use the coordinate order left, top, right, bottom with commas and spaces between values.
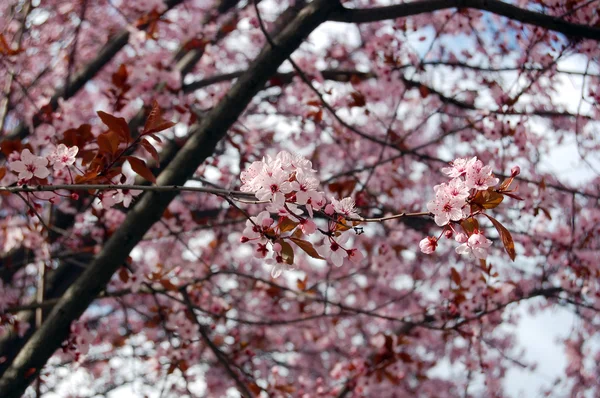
465, 159, 499, 190
330, 197, 359, 219
9, 149, 50, 181
419, 237, 437, 254
255, 168, 293, 201
319, 233, 350, 267
441, 157, 477, 178
241, 211, 273, 241
427, 194, 465, 226
455, 232, 492, 259
49, 144, 78, 170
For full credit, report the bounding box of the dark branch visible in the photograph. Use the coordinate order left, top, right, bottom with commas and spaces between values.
330, 0, 600, 41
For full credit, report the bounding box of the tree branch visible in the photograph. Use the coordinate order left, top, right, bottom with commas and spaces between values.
329, 0, 600, 41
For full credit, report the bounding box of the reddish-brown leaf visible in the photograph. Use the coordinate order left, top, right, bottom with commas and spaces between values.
289, 237, 324, 260
0, 166, 6, 180
111, 64, 128, 88
97, 111, 131, 142
471, 188, 504, 210
460, 217, 479, 235
280, 240, 295, 265
451, 267, 462, 286
144, 100, 176, 134
0, 139, 25, 157
97, 130, 120, 156
126, 156, 156, 183
484, 214, 516, 261
349, 91, 366, 107
278, 217, 298, 233
141, 139, 160, 164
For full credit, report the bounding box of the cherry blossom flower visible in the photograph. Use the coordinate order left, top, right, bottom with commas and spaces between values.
465, 159, 499, 190
267, 242, 294, 278
427, 194, 465, 226
9, 149, 50, 181
255, 168, 293, 201
319, 233, 350, 266
441, 157, 476, 178
49, 144, 78, 170
455, 232, 492, 259
330, 197, 359, 219
241, 211, 274, 241
419, 237, 437, 254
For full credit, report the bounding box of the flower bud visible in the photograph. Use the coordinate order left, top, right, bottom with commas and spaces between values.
511, 165, 520, 177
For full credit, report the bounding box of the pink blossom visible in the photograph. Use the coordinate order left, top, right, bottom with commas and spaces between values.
49, 144, 78, 170
419, 237, 437, 254
331, 197, 359, 219
9, 149, 50, 181
319, 233, 350, 267
427, 194, 465, 226
241, 211, 274, 241
455, 232, 492, 259
465, 159, 499, 190
441, 157, 476, 178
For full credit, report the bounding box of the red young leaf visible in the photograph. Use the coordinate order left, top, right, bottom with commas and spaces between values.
141, 139, 160, 164
484, 214, 516, 261
126, 156, 156, 184
289, 237, 324, 260
279, 240, 295, 265
450, 267, 462, 286
144, 100, 176, 135
97, 131, 120, 156
278, 217, 298, 233
97, 111, 131, 142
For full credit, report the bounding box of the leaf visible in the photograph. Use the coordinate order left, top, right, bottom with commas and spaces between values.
289, 237, 324, 260
498, 176, 515, 191
97, 111, 131, 142
349, 91, 366, 107
471, 188, 504, 210
144, 100, 176, 135
278, 217, 298, 233
328, 179, 357, 197
126, 156, 156, 183
279, 240, 295, 265
460, 217, 479, 236
111, 64, 129, 88
0, 166, 6, 180
450, 267, 462, 286
484, 214, 516, 261
97, 131, 120, 156
141, 139, 160, 164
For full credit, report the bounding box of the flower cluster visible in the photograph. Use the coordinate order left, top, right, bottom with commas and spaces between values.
420, 156, 508, 260
240, 151, 363, 277
7, 146, 141, 208
8, 145, 79, 184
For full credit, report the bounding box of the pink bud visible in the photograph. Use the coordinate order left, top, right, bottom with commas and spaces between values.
455, 233, 468, 243
419, 237, 437, 254
511, 165, 520, 177
71, 192, 79, 200
324, 204, 334, 215
444, 229, 453, 239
